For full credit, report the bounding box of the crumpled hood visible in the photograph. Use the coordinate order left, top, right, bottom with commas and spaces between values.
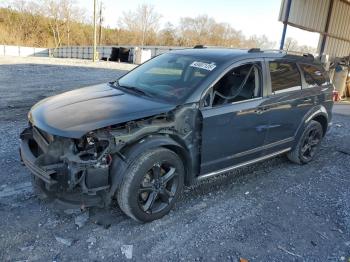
28, 83, 175, 138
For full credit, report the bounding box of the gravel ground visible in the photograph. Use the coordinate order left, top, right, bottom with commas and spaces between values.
0, 57, 349, 262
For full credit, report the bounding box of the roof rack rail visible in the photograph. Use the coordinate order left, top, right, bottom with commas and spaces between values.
285, 50, 314, 59
262, 49, 286, 54
248, 48, 262, 53
193, 45, 206, 49
248, 48, 314, 60
248, 48, 287, 54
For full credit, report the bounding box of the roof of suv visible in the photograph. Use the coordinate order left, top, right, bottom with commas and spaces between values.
170, 48, 318, 64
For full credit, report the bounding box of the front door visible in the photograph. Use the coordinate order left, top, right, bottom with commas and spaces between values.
199, 61, 270, 175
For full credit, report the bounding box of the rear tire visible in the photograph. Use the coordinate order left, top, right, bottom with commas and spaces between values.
287, 120, 323, 164
117, 148, 184, 222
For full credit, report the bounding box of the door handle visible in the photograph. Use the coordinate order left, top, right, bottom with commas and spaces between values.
254, 108, 265, 114
302, 98, 312, 102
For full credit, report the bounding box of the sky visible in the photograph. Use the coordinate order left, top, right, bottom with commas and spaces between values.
77, 0, 320, 48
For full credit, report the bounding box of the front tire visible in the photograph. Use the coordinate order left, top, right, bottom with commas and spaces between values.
287, 120, 323, 164
117, 148, 184, 222
31, 176, 50, 200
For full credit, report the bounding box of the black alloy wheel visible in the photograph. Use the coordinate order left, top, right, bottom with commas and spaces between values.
300, 127, 322, 161
138, 162, 179, 214
117, 148, 184, 222
287, 120, 324, 164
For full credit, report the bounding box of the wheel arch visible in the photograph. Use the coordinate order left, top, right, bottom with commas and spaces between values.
162, 143, 192, 183
106, 134, 192, 202
293, 105, 329, 149
311, 114, 328, 137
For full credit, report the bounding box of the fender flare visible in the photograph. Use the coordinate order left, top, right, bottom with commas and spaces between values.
106, 134, 190, 202
293, 105, 329, 148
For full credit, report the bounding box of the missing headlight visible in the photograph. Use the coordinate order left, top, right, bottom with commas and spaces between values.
75, 133, 110, 161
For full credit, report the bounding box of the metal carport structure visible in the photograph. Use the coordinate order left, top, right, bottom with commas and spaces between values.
279, 0, 350, 58
279, 0, 350, 98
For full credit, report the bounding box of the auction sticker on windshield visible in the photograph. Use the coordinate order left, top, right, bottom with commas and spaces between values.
190, 61, 216, 71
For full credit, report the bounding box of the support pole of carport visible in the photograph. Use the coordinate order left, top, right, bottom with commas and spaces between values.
279, 0, 292, 50
319, 0, 334, 57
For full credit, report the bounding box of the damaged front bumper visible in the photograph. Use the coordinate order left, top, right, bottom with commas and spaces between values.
20, 138, 58, 186
19, 126, 112, 208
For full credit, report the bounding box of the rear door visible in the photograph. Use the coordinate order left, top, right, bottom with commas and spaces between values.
298, 63, 333, 114
262, 59, 313, 154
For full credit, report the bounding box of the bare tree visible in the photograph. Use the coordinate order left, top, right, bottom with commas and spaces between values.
44, 0, 84, 49
5, 0, 41, 14
284, 37, 316, 53
1, 3, 286, 50
62, 0, 73, 46
245, 34, 275, 49
45, 0, 64, 49
178, 15, 244, 47
4, 0, 42, 44
284, 37, 298, 51
178, 15, 215, 45
119, 4, 161, 46
209, 22, 243, 47
158, 22, 176, 46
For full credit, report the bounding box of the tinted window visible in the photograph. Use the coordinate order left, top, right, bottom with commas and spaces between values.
300, 64, 328, 87
269, 62, 301, 94
118, 53, 218, 103
211, 63, 262, 107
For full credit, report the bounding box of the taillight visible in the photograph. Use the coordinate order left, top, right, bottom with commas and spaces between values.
333, 90, 340, 102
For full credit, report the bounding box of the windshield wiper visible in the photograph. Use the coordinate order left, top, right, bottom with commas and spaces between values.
112, 81, 151, 97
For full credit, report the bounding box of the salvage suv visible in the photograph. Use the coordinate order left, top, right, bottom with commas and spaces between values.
20, 48, 333, 222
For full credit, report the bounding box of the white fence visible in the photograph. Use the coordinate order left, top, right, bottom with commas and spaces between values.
0, 45, 49, 57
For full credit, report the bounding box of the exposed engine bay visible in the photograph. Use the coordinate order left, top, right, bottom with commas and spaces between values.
20, 105, 201, 207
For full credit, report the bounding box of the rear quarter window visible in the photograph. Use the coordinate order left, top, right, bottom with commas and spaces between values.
300, 64, 328, 88
269, 61, 302, 94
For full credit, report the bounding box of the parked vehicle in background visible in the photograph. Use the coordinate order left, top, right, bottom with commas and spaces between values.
20, 47, 333, 222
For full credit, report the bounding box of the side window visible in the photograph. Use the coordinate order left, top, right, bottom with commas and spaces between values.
210, 63, 262, 107
269, 61, 302, 94
300, 64, 328, 88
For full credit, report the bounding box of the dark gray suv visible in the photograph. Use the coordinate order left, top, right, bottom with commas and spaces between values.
20, 48, 334, 222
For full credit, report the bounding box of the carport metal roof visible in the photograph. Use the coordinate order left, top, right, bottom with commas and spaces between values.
279, 0, 350, 58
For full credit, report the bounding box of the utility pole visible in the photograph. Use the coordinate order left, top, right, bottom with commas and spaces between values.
99, 1, 103, 46
93, 0, 97, 62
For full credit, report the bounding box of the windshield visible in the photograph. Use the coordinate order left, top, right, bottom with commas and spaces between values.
117, 53, 218, 103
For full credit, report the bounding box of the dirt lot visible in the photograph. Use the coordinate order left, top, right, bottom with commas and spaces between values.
0, 56, 349, 261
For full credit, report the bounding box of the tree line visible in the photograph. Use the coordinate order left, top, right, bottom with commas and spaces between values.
0, 0, 315, 53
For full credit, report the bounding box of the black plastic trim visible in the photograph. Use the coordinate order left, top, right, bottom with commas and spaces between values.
20, 139, 57, 186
